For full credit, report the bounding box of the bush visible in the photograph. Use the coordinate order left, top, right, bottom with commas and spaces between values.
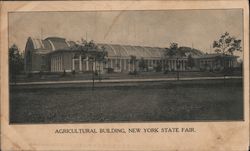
223, 68, 234, 75
164, 70, 169, 74
107, 68, 114, 73
61, 70, 66, 77
27, 73, 33, 78
155, 66, 162, 72
39, 71, 44, 78
129, 70, 138, 75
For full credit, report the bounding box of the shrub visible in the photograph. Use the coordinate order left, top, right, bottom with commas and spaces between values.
128, 70, 138, 75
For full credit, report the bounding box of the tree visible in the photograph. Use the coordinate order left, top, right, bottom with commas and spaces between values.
214, 55, 223, 70
75, 40, 108, 90
139, 58, 147, 71
96, 46, 108, 80
213, 32, 242, 72
170, 42, 178, 51
213, 32, 242, 79
166, 43, 178, 57
187, 54, 195, 69
164, 42, 179, 71
168, 43, 184, 80
213, 32, 242, 55
130, 55, 137, 72
9, 44, 24, 83
155, 61, 162, 72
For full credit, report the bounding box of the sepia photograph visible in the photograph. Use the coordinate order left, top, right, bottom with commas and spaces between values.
1, 1, 249, 151
9, 9, 244, 124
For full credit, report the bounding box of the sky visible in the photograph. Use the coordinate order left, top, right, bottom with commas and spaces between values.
9, 9, 243, 57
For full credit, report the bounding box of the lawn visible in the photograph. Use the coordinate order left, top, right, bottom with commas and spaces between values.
10, 79, 243, 124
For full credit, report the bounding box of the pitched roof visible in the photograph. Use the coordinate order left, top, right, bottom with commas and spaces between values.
27, 37, 205, 59
98, 44, 165, 59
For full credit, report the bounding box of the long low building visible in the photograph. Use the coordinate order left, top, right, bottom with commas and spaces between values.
24, 36, 238, 73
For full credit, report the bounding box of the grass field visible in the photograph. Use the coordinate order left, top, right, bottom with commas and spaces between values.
10, 78, 243, 123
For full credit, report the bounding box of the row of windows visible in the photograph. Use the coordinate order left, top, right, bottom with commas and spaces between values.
50, 55, 188, 72
51, 55, 63, 72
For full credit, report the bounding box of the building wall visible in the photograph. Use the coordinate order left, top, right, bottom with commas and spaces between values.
24, 37, 239, 74
196, 57, 237, 71
26, 46, 238, 73
51, 53, 63, 72
48, 53, 190, 73
24, 38, 50, 73
24, 51, 47, 73
30, 53, 45, 72
24, 50, 32, 72
43, 51, 239, 73
63, 52, 73, 72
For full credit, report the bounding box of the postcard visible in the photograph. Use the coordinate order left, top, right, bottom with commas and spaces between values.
1, 0, 249, 150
